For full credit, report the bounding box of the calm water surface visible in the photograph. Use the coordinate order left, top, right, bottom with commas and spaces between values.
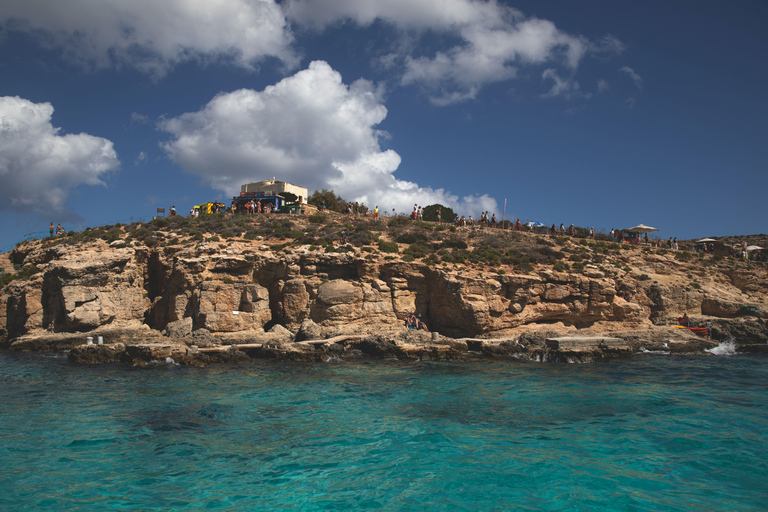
1, 350, 766, 511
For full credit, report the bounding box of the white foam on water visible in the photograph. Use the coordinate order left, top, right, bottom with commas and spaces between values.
706, 338, 738, 356
639, 348, 671, 355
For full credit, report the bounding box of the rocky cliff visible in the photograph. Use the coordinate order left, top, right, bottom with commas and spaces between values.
1, 214, 766, 363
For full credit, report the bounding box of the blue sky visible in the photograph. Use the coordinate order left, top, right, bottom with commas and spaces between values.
1, 0, 766, 250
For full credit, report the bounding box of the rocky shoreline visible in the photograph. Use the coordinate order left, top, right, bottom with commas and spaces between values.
2, 214, 767, 366
3, 322, 764, 367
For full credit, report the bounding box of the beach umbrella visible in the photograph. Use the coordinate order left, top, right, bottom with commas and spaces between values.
626, 224, 659, 233
746, 245, 764, 252
696, 238, 717, 243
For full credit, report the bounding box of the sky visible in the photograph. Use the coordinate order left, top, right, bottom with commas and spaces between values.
1, 0, 766, 251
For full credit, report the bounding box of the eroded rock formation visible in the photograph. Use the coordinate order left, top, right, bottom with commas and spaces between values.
1, 228, 767, 365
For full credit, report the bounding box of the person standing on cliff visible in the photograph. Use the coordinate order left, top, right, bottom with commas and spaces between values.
49, 222, 54, 237
436, 207, 441, 224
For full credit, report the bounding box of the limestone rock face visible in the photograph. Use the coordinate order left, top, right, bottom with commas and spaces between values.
309, 279, 397, 328
2, 234, 766, 343
194, 282, 270, 332
1, 249, 148, 337
279, 278, 311, 328
701, 297, 742, 317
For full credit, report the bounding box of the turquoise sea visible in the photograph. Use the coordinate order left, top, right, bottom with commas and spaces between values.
1, 347, 766, 511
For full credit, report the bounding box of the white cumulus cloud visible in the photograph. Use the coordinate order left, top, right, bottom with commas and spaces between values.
286, 0, 602, 104
0, 96, 120, 217
160, 61, 495, 215
1, 0, 297, 75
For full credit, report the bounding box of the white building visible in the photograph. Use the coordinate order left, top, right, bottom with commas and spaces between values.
240, 179, 308, 203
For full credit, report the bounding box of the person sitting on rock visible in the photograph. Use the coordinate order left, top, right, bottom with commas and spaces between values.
339, 231, 347, 245
418, 317, 429, 332
406, 313, 418, 329
679, 313, 689, 326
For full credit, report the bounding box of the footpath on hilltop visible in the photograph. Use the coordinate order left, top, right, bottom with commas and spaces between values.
1, 210, 766, 365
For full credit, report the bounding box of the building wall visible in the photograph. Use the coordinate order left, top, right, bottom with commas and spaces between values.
241, 180, 308, 202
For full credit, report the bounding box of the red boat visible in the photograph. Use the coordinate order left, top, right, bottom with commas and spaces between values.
675, 325, 709, 337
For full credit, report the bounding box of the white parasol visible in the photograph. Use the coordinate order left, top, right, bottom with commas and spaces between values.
625, 224, 659, 234
746, 245, 764, 252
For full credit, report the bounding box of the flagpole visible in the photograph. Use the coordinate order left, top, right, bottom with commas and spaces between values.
502, 198, 507, 229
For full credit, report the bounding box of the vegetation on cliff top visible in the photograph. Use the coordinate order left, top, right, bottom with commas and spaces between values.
9, 203, 763, 287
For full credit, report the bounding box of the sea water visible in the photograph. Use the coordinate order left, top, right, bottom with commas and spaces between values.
0, 349, 766, 511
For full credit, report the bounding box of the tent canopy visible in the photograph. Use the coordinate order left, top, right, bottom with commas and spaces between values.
696, 238, 717, 243
624, 224, 659, 234
746, 245, 764, 252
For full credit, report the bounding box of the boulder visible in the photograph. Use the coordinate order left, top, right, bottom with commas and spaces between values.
295, 319, 322, 342
165, 317, 193, 338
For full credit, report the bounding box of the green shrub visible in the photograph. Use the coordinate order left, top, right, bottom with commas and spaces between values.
395, 231, 428, 244
0, 264, 40, 288
378, 241, 399, 253
308, 189, 347, 213
515, 261, 534, 273
441, 238, 467, 250
308, 214, 326, 224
